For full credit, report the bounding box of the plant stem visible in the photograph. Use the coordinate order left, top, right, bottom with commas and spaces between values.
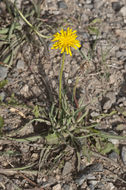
16, 8, 52, 39
59, 52, 65, 109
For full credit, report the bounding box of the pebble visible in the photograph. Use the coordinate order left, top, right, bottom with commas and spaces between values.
112, 2, 122, 12
17, 59, 25, 71
94, 0, 105, 9
108, 151, 118, 162
52, 184, 62, 190
57, 1, 67, 9
91, 111, 99, 117
103, 92, 116, 110
121, 146, 126, 165
116, 124, 126, 131
86, 0, 92, 4
62, 162, 72, 176
109, 139, 119, 145
20, 84, 30, 98
0, 66, 8, 81
88, 178, 99, 189
115, 29, 126, 38
116, 49, 126, 60
62, 184, 71, 190
120, 6, 126, 23
81, 13, 89, 23
75, 164, 103, 186
0, 92, 6, 101
109, 73, 116, 84
31, 153, 38, 160
75, 174, 87, 186
106, 182, 116, 190
68, 79, 72, 84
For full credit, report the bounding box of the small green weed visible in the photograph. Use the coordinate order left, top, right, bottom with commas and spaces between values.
0, 116, 4, 136
0, 80, 8, 89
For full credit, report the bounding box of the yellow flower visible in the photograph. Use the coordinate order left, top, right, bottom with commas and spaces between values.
51, 27, 81, 56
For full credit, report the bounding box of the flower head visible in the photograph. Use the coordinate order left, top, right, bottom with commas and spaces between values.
51, 27, 81, 56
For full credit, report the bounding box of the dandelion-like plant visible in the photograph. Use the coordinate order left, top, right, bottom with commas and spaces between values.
51, 27, 81, 108
51, 27, 81, 56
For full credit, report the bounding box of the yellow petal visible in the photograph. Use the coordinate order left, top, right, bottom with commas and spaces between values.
69, 47, 72, 56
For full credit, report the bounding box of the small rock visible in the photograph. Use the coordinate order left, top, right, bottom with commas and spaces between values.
62, 162, 72, 176
120, 6, 126, 23
121, 146, 126, 165
86, 0, 92, 4
88, 184, 95, 190
53, 184, 62, 190
116, 124, 126, 131
103, 100, 112, 110
41, 176, 56, 188
31, 153, 39, 161
75, 174, 87, 186
106, 182, 116, 190
17, 59, 25, 71
116, 49, 126, 59
87, 163, 103, 173
103, 92, 116, 110
108, 151, 118, 162
81, 13, 89, 23
88, 177, 98, 189
57, 1, 67, 9
0, 92, 6, 101
62, 184, 70, 190
68, 79, 72, 84
115, 29, 126, 38
109, 74, 116, 84
0, 66, 8, 81
75, 164, 103, 186
117, 97, 126, 104
91, 111, 99, 117
112, 2, 122, 12
94, 1, 104, 9
20, 84, 30, 98
31, 86, 41, 97
89, 180, 98, 186
109, 139, 119, 145
87, 174, 96, 180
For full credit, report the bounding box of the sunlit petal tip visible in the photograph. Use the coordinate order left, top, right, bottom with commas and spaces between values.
76, 43, 81, 48
66, 47, 69, 54
61, 47, 64, 54
73, 46, 77, 50
68, 47, 72, 56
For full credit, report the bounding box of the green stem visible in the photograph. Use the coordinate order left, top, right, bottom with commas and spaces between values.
59, 52, 65, 109
77, 48, 89, 61
16, 8, 52, 39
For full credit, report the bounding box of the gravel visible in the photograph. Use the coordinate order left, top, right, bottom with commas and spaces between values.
121, 146, 126, 165
0, 66, 8, 81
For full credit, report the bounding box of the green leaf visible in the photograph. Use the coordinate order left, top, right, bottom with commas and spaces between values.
0, 28, 9, 34
45, 133, 59, 144
0, 116, 4, 135
88, 26, 99, 35
0, 80, 8, 89
100, 142, 115, 155
8, 22, 15, 42
77, 109, 88, 123
122, 111, 126, 117
32, 105, 40, 118
90, 18, 101, 24
3, 53, 11, 64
